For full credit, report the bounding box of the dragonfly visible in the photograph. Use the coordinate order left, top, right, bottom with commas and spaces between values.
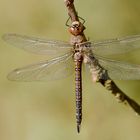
3, 30, 140, 132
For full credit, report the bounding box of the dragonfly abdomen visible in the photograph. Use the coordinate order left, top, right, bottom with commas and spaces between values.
74, 52, 83, 133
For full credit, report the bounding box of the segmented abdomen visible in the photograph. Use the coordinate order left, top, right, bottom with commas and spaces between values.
74, 52, 83, 133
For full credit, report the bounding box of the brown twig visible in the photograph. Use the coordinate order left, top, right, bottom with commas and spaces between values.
64, 0, 79, 22
100, 79, 140, 115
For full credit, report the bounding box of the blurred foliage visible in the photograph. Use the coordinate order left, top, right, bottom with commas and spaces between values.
0, 0, 140, 140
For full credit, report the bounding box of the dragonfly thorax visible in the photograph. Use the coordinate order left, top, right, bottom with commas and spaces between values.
74, 52, 83, 61
73, 42, 92, 55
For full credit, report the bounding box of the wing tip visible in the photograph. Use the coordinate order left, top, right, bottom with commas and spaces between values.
2, 33, 17, 42
7, 68, 22, 81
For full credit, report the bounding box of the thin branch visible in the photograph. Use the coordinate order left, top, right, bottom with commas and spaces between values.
64, 0, 79, 22
99, 79, 140, 115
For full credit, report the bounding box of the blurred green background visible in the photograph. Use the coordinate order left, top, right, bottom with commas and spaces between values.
0, 0, 140, 140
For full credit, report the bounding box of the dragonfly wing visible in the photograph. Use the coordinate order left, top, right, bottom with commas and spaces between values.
95, 55, 140, 80
8, 53, 74, 81
90, 35, 140, 56
3, 33, 72, 55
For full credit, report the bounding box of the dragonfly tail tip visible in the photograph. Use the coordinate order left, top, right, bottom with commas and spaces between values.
77, 124, 81, 133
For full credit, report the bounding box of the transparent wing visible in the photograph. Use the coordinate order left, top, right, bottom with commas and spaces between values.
90, 35, 140, 56
7, 53, 74, 81
95, 55, 140, 80
3, 33, 72, 55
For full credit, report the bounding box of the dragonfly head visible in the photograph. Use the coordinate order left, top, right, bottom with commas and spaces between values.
68, 21, 85, 36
